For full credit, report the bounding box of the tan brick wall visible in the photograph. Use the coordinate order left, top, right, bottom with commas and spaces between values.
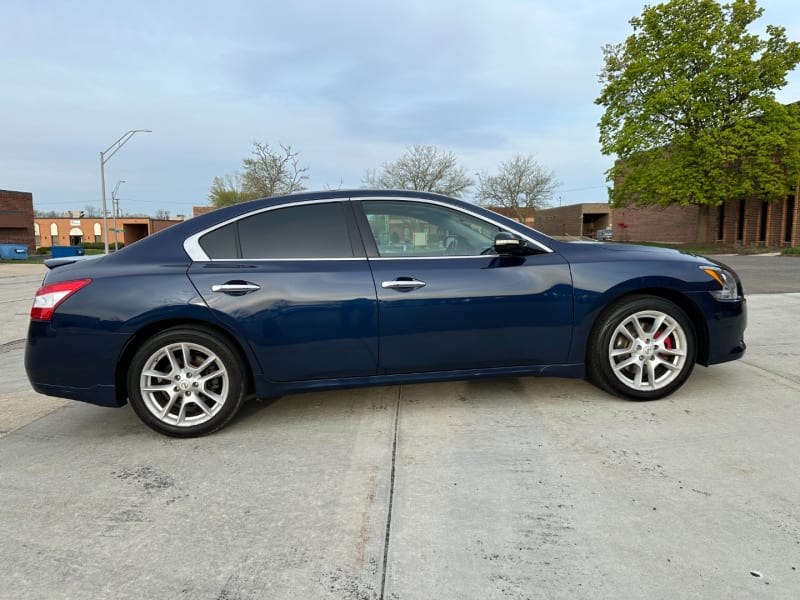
35, 217, 154, 248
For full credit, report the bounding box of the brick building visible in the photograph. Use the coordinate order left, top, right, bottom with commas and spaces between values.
0, 189, 36, 252
34, 216, 180, 248
529, 203, 612, 238
612, 190, 799, 247
533, 191, 799, 247
193, 206, 216, 218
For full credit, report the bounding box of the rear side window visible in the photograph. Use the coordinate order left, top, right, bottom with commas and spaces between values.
199, 202, 355, 259
199, 223, 237, 259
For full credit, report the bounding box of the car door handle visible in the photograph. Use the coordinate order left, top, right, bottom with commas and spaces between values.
211, 282, 261, 294
381, 278, 427, 291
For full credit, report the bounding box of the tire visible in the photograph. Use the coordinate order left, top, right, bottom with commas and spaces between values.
127, 326, 247, 437
587, 295, 697, 400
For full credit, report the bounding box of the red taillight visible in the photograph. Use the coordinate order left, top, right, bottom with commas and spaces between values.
30, 279, 92, 321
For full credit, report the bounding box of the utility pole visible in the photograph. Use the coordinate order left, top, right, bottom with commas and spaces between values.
99, 129, 151, 254
111, 180, 125, 252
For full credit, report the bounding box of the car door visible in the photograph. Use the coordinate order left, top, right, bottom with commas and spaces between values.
354, 198, 573, 375
187, 200, 379, 382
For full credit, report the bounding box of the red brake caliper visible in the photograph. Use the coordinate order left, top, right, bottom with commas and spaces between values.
654, 328, 673, 357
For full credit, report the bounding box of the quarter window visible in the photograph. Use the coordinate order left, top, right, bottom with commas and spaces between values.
361, 201, 501, 257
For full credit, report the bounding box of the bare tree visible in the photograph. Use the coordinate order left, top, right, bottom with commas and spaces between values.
364, 144, 474, 197
208, 142, 309, 208
241, 142, 309, 199
83, 205, 100, 218
477, 155, 557, 221
154, 208, 171, 220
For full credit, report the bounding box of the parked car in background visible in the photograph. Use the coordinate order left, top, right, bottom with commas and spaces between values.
25, 190, 746, 437
596, 228, 613, 241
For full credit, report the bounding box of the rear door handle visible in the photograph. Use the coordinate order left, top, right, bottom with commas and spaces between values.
211, 282, 261, 294
381, 278, 426, 291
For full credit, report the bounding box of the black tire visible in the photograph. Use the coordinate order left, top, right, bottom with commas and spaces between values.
587, 295, 697, 400
127, 326, 247, 437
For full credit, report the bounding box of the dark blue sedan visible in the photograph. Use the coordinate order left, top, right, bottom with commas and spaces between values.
25, 190, 746, 436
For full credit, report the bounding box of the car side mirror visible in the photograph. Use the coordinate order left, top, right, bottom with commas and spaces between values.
494, 231, 536, 255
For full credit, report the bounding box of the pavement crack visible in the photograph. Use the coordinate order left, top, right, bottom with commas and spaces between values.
740, 359, 800, 388
379, 385, 401, 600
0, 339, 26, 354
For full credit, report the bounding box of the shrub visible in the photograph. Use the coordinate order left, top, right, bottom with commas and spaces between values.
81, 242, 125, 250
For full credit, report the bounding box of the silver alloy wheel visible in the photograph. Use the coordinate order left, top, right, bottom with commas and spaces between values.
139, 341, 229, 427
607, 309, 688, 391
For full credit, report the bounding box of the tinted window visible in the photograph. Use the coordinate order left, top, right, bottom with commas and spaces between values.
238, 202, 354, 259
199, 223, 238, 259
362, 201, 500, 257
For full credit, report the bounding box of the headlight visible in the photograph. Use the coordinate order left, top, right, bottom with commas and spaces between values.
700, 266, 741, 300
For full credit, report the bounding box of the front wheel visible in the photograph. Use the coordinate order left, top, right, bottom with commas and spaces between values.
587, 295, 697, 400
127, 326, 247, 437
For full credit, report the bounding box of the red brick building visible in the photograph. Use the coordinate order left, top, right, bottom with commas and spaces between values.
612, 190, 799, 247
0, 189, 36, 252
534, 190, 799, 247
532, 203, 611, 238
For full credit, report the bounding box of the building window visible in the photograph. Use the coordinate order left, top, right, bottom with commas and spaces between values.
34, 223, 40, 247
786, 195, 796, 244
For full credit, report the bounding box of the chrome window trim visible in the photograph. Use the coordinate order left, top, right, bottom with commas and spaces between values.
369, 255, 496, 261
183, 194, 553, 262
193, 257, 368, 263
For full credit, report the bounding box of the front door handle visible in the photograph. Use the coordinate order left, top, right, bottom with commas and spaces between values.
211, 281, 261, 294
381, 278, 427, 291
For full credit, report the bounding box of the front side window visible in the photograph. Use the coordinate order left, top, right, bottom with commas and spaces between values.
199, 202, 354, 259
361, 200, 501, 258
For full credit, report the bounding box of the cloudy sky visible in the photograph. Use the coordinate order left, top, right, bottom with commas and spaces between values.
2, 0, 799, 217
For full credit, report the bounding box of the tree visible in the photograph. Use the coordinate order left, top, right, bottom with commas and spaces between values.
595, 0, 800, 239
154, 208, 171, 220
477, 155, 557, 221
364, 144, 474, 197
241, 142, 309, 198
208, 172, 252, 208
208, 142, 309, 208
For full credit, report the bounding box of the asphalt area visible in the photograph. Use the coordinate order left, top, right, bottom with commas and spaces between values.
1, 258, 798, 599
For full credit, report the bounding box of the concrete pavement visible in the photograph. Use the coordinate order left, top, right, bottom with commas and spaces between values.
1, 261, 799, 599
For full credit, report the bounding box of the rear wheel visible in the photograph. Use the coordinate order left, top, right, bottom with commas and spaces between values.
127, 326, 247, 437
587, 295, 697, 400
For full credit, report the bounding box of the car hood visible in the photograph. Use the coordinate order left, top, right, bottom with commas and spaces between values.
558, 240, 712, 265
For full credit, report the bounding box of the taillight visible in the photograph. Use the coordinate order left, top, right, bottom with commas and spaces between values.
31, 279, 92, 321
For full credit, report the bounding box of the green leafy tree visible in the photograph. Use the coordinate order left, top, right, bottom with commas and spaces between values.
208, 172, 253, 208
364, 144, 474, 197
208, 142, 309, 208
596, 0, 800, 239
477, 155, 558, 221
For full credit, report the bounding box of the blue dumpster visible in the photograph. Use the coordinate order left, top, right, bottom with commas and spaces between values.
51, 246, 86, 258
0, 244, 29, 259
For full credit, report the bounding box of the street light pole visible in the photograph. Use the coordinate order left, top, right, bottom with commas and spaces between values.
111, 180, 125, 252
100, 129, 151, 254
